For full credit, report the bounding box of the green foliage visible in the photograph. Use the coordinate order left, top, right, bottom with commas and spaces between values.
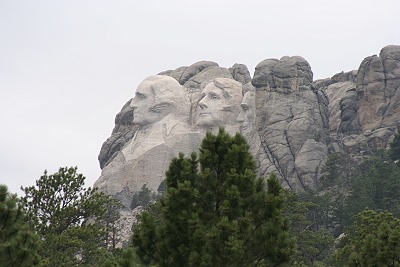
21, 166, 118, 266
344, 154, 400, 223
336, 209, 400, 266
320, 153, 343, 189
304, 136, 400, 266
102, 197, 124, 249
319, 152, 354, 190
316, 148, 400, 234
284, 191, 335, 266
389, 132, 400, 163
102, 248, 144, 267
130, 184, 158, 209
132, 128, 294, 266
0, 185, 41, 267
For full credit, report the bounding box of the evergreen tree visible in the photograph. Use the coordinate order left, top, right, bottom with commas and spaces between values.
0, 184, 40, 266
130, 184, 156, 209
389, 132, 400, 163
21, 166, 117, 266
102, 248, 144, 267
336, 209, 400, 266
344, 154, 400, 223
102, 197, 124, 250
283, 191, 335, 266
132, 128, 294, 266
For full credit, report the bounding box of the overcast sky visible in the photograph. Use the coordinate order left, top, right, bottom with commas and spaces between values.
1, 0, 399, 194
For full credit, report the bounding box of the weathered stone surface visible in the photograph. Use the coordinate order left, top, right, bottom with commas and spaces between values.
237, 89, 280, 183
195, 78, 242, 135
254, 87, 328, 191
159, 61, 219, 86
229, 63, 252, 84
331, 70, 357, 83
96, 44, 400, 202
380, 45, 400, 128
183, 66, 233, 91
95, 75, 203, 207
319, 45, 400, 157
252, 59, 278, 88
325, 80, 358, 136
95, 45, 400, 244
158, 66, 187, 82
341, 128, 396, 156
272, 56, 313, 92
355, 46, 400, 132
252, 56, 312, 93
98, 100, 137, 169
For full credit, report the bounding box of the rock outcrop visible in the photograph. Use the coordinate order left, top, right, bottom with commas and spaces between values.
96, 45, 400, 206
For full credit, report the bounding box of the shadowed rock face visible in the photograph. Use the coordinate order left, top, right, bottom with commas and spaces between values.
96, 45, 400, 204
98, 100, 137, 169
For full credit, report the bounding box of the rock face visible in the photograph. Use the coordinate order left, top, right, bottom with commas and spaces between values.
96, 45, 400, 206
321, 45, 400, 157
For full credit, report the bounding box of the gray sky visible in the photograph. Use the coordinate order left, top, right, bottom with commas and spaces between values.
1, 0, 399, 194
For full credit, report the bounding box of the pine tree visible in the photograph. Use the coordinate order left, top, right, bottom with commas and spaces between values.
283, 191, 335, 266
389, 132, 400, 163
132, 128, 294, 266
343, 154, 400, 224
0, 185, 40, 266
21, 166, 118, 266
336, 209, 400, 266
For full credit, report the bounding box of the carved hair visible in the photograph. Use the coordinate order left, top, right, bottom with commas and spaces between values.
201, 78, 243, 110
141, 75, 190, 116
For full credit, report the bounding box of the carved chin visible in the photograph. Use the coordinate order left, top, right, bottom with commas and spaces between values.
240, 123, 256, 134
133, 116, 144, 123
197, 115, 217, 127
133, 118, 151, 127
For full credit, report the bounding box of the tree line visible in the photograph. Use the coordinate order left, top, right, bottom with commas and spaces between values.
1, 129, 399, 266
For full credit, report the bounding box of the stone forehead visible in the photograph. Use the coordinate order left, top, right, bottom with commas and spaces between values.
210, 78, 242, 98
138, 75, 181, 91
199, 78, 243, 108
242, 91, 255, 103
137, 75, 188, 102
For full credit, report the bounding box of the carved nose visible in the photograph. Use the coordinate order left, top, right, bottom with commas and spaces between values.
198, 99, 207, 109
237, 111, 245, 123
130, 99, 137, 109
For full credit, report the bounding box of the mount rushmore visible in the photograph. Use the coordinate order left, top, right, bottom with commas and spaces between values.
94, 45, 400, 207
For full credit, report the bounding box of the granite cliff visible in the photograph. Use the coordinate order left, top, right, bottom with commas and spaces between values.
95, 45, 400, 207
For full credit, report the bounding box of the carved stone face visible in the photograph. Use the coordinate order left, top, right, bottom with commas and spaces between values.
196, 78, 243, 129
130, 75, 189, 127
237, 91, 256, 134
197, 83, 226, 127
130, 80, 159, 126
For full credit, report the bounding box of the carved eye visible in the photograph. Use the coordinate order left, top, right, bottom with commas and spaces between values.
136, 93, 145, 100
211, 95, 219, 100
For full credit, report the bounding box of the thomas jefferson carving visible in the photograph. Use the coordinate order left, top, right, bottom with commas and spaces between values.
196, 78, 243, 134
